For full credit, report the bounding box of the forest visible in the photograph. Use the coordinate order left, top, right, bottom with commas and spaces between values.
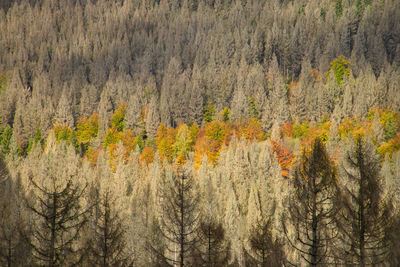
0, 0, 400, 266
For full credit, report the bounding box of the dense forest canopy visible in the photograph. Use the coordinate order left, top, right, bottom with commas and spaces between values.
0, 0, 400, 266
0, 0, 399, 144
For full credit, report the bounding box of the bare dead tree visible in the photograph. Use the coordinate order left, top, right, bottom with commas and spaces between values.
283, 138, 339, 266
194, 218, 231, 267
87, 188, 134, 267
152, 168, 200, 267
338, 137, 393, 266
25, 174, 88, 267
246, 219, 285, 267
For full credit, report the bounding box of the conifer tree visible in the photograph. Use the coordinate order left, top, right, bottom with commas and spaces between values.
0, 155, 30, 266
246, 219, 285, 267
283, 138, 339, 266
24, 144, 88, 267
193, 218, 231, 267
87, 189, 134, 267
338, 136, 393, 266
153, 166, 200, 267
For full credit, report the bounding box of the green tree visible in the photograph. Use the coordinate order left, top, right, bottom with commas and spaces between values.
327, 55, 350, 87
26, 128, 44, 153
247, 97, 259, 119
335, 0, 343, 17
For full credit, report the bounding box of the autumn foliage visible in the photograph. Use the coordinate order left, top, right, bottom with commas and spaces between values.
43, 105, 400, 172
270, 140, 295, 178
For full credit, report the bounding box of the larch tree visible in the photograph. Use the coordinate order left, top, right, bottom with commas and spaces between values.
283, 138, 339, 266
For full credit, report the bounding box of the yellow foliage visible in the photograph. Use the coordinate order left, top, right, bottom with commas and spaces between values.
240, 118, 265, 141
103, 127, 123, 147
122, 129, 136, 155
338, 118, 357, 138
378, 132, 400, 158
156, 124, 176, 162
140, 147, 155, 166
76, 113, 99, 146
110, 102, 127, 131
175, 154, 187, 168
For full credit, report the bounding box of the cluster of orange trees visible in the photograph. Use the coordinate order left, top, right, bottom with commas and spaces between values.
47, 104, 400, 176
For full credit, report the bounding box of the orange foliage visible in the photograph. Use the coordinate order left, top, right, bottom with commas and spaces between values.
194, 124, 225, 167
140, 147, 155, 166
175, 154, 187, 168
156, 124, 176, 162
121, 129, 136, 155
338, 117, 372, 140
280, 122, 294, 138
311, 69, 320, 80
378, 132, 400, 158
270, 140, 295, 178
86, 147, 101, 166
239, 118, 265, 141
